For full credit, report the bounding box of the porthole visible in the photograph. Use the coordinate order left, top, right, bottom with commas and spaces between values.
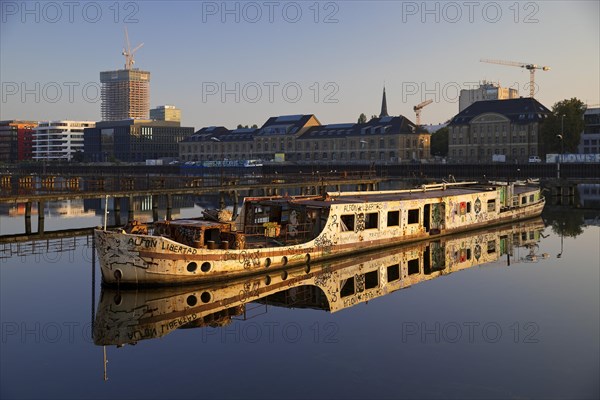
305, 264, 311, 274
187, 295, 197, 307
200, 292, 211, 303
264, 258, 271, 268
264, 275, 271, 285
201, 262, 211, 272
281, 256, 288, 266
305, 254, 311, 264
114, 269, 123, 281
187, 262, 198, 272
281, 271, 288, 280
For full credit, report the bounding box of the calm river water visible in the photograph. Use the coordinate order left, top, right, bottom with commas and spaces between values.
1, 190, 599, 399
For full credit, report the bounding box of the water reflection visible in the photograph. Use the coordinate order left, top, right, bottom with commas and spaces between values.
93, 217, 546, 347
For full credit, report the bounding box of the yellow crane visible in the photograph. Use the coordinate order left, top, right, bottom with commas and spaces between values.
480, 58, 550, 98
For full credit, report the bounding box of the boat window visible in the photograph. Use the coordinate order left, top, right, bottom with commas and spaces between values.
364, 270, 379, 289
487, 240, 496, 254
521, 196, 527, 205
340, 278, 355, 298
387, 211, 400, 227
387, 264, 400, 282
529, 194, 535, 202
466, 202, 471, 213
340, 214, 355, 231
407, 209, 419, 224
487, 199, 496, 212
408, 259, 420, 275
365, 212, 378, 229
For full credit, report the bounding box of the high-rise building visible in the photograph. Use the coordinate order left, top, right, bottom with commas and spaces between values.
34, 120, 95, 161
459, 81, 519, 112
0, 120, 37, 162
100, 69, 150, 121
150, 105, 181, 122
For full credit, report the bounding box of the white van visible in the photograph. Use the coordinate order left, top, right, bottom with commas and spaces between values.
528, 156, 542, 163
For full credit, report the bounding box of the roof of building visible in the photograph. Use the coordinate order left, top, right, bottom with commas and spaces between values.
94, 119, 184, 128
181, 126, 257, 143
256, 114, 320, 136
449, 97, 551, 125
298, 115, 417, 140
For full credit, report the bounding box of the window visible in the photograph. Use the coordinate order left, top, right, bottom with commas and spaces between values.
408, 259, 419, 275
529, 194, 535, 202
487, 240, 496, 254
487, 199, 496, 212
387, 264, 400, 282
521, 196, 527, 205
407, 209, 419, 224
365, 212, 378, 229
340, 278, 355, 298
466, 202, 471, 213
364, 270, 378, 289
387, 211, 400, 227
341, 214, 355, 231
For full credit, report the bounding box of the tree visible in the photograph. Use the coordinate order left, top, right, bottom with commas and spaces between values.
540, 98, 586, 154
251, 124, 258, 129
358, 113, 367, 124
430, 127, 449, 157
370, 115, 378, 120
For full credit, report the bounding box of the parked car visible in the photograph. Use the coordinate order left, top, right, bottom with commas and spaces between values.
528, 156, 542, 163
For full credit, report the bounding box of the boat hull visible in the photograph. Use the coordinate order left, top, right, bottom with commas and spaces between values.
95, 196, 544, 286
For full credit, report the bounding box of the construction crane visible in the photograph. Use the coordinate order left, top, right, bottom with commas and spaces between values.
414, 99, 433, 126
122, 27, 144, 70
480, 58, 550, 98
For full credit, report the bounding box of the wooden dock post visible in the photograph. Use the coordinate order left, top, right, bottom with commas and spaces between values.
25, 202, 32, 234
166, 194, 173, 221
128, 195, 135, 221
37, 200, 45, 234
152, 195, 159, 222
114, 197, 121, 226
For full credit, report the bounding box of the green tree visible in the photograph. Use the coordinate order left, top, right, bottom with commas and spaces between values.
540, 98, 586, 154
251, 124, 258, 129
358, 113, 367, 124
430, 127, 449, 157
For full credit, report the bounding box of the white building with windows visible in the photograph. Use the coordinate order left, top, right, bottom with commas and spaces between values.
33, 120, 95, 161
579, 107, 600, 154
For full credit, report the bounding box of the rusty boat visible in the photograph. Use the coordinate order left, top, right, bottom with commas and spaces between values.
94, 181, 545, 286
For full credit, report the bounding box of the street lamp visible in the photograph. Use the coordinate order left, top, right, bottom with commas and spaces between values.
556, 134, 564, 179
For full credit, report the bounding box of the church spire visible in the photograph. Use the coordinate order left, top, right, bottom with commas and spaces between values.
379, 86, 389, 118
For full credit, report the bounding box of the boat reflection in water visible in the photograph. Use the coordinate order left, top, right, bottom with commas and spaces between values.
93, 218, 547, 347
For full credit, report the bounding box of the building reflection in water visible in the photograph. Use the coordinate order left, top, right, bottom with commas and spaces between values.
93, 218, 547, 349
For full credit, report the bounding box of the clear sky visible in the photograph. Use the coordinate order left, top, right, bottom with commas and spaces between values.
1, 0, 598, 129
